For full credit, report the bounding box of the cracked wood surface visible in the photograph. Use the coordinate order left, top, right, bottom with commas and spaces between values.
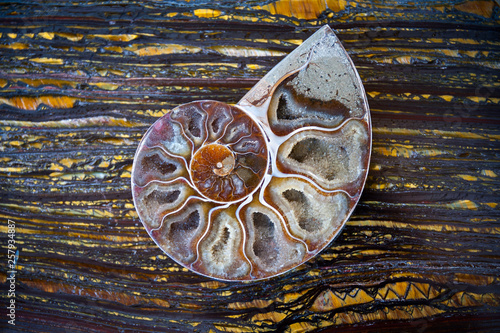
0, 0, 499, 332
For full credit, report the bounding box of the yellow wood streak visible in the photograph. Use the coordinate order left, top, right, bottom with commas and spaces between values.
199, 280, 227, 289
0, 42, 30, 50
361, 199, 482, 211
209, 45, 287, 57
0, 203, 137, 220
373, 127, 500, 141
443, 291, 500, 308
280, 289, 310, 303
252, 311, 287, 324
377, 282, 441, 301
454, 0, 495, 18
15, 294, 155, 321
128, 44, 202, 56
228, 299, 273, 310
0, 116, 147, 128
88, 82, 120, 90
454, 273, 496, 285
18, 78, 79, 88
349, 220, 499, 235
38, 32, 54, 40
193, 9, 222, 18
30, 57, 64, 65
57, 158, 86, 168
55, 32, 84, 41
218, 14, 261, 22
332, 304, 444, 325
0, 224, 145, 244
246, 64, 266, 70
445, 199, 478, 210
356, 45, 489, 56
172, 62, 240, 68
288, 321, 324, 332
0, 133, 139, 151
373, 145, 447, 158
456, 174, 478, 181
88, 34, 138, 42
367, 92, 499, 105
213, 324, 256, 332
255, 0, 346, 20
0, 96, 77, 110
481, 169, 497, 177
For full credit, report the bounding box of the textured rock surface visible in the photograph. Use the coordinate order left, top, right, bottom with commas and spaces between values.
0, 0, 499, 331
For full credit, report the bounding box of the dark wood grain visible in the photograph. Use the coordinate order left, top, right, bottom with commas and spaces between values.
1, 0, 499, 332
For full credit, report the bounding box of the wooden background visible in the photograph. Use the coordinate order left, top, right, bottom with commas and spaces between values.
1, 0, 499, 332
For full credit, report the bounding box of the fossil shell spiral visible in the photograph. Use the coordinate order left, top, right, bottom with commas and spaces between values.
131, 25, 371, 281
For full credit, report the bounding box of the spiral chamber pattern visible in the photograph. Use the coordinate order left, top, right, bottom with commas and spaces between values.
131, 25, 371, 281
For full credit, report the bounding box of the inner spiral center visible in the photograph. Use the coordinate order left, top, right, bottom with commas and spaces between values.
213, 155, 233, 176
190, 144, 241, 201
176, 101, 269, 203
196, 144, 235, 177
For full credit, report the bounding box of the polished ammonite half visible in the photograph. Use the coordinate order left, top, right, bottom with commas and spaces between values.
131, 25, 371, 281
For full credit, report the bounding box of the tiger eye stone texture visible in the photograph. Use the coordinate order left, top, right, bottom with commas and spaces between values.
131, 26, 371, 281
3, 1, 500, 330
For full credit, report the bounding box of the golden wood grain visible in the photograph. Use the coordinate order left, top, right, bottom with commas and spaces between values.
0, 0, 499, 332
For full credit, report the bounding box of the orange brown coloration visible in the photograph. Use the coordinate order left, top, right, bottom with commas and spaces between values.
192, 144, 235, 176
188, 107, 268, 203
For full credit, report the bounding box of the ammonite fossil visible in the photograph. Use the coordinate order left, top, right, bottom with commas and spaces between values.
131, 25, 371, 281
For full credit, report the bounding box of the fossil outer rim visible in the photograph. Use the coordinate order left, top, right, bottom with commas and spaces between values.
131, 25, 372, 281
